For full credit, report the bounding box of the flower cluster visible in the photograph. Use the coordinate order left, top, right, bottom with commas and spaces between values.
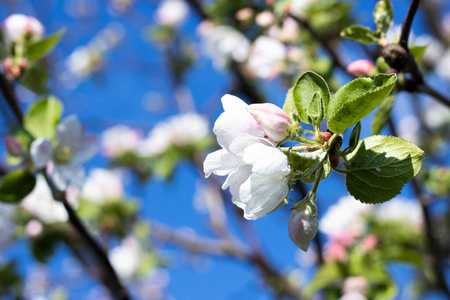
204, 94, 292, 220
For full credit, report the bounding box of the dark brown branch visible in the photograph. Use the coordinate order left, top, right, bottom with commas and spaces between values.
0, 74, 23, 124
43, 171, 131, 300
399, 0, 421, 49
417, 83, 450, 108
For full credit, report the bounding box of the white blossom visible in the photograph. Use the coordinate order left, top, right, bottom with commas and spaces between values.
374, 197, 423, 230
3, 14, 44, 44
204, 94, 291, 220
139, 112, 209, 157
155, 0, 189, 26
21, 175, 68, 223
81, 169, 123, 204
290, 0, 317, 18
30, 115, 98, 190
246, 36, 286, 79
101, 125, 143, 158
201, 25, 250, 70
319, 195, 373, 240
109, 237, 142, 279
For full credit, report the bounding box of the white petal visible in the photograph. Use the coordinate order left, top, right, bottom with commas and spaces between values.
52, 163, 85, 190
72, 135, 98, 163
30, 138, 53, 168
239, 173, 290, 220
203, 149, 241, 177
242, 143, 290, 176
57, 115, 82, 148
228, 134, 271, 158
213, 95, 264, 150
222, 164, 252, 190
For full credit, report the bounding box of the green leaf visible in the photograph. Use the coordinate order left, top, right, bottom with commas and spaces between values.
340, 25, 380, 44
305, 262, 341, 297
292, 71, 330, 124
24, 96, 63, 139
409, 45, 428, 62
372, 95, 396, 135
348, 122, 361, 152
344, 136, 424, 204
323, 156, 332, 180
327, 73, 397, 134
373, 0, 393, 34
20, 62, 49, 94
26, 29, 65, 61
0, 169, 36, 203
282, 87, 299, 121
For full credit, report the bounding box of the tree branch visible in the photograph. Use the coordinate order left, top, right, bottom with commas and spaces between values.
399, 0, 421, 49
42, 170, 131, 300
0, 74, 23, 124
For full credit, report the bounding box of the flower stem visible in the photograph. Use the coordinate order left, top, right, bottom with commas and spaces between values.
311, 167, 324, 195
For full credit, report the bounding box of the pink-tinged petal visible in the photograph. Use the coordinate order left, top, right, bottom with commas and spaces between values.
72, 135, 98, 164
214, 95, 264, 150
57, 115, 82, 148
30, 138, 53, 168
203, 149, 241, 177
242, 143, 290, 176
247, 103, 290, 143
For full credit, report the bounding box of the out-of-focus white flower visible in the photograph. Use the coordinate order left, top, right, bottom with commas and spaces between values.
423, 103, 450, 130
201, 25, 250, 69
66, 46, 103, 78
280, 17, 299, 43
0, 202, 17, 246
255, 11, 275, 27
21, 175, 68, 223
204, 94, 291, 220
25, 219, 44, 237
290, 0, 316, 18
101, 125, 143, 158
109, 237, 141, 279
246, 36, 286, 79
3, 14, 44, 44
414, 35, 445, 66
137, 268, 170, 300
397, 114, 420, 144
339, 292, 367, 300
235, 8, 254, 22
319, 195, 373, 241
374, 197, 423, 230
155, 0, 189, 27
436, 49, 450, 81
81, 169, 123, 203
30, 115, 98, 190
343, 276, 369, 296
139, 112, 209, 157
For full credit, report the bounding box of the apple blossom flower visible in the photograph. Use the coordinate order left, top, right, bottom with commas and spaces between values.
3, 14, 44, 45
101, 125, 143, 158
21, 175, 69, 223
289, 0, 317, 18
246, 36, 286, 79
247, 103, 290, 143
343, 276, 369, 296
155, 0, 189, 27
25, 219, 44, 237
319, 195, 373, 241
255, 11, 275, 27
204, 94, 291, 220
201, 25, 250, 69
235, 8, 254, 22
289, 192, 319, 251
374, 197, 423, 231
109, 236, 142, 279
30, 115, 98, 191
138, 112, 209, 157
81, 168, 123, 203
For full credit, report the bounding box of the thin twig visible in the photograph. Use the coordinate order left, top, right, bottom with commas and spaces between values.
41, 169, 131, 300
0, 74, 23, 124
399, 0, 421, 49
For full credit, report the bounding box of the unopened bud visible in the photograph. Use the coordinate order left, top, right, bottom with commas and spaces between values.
247, 103, 290, 143
288, 192, 319, 251
319, 131, 332, 142
347, 59, 376, 77
4, 135, 23, 157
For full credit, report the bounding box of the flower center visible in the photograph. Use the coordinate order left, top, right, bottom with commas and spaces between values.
54, 145, 73, 164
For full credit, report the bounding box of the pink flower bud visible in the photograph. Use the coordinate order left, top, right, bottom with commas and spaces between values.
289, 193, 319, 251
325, 241, 347, 262
347, 59, 376, 77
4, 135, 23, 157
235, 8, 254, 22
247, 103, 290, 143
361, 234, 378, 252
25, 219, 43, 237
